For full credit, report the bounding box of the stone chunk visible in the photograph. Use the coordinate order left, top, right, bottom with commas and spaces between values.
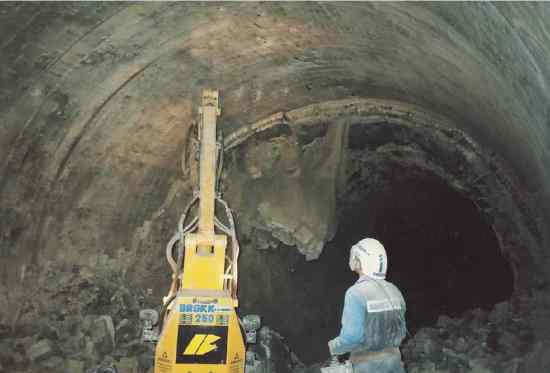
91, 315, 116, 354
14, 336, 34, 352
489, 301, 510, 323
498, 331, 522, 355
117, 356, 139, 373
27, 339, 55, 362
424, 337, 441, 358
82, 314, 95, 334
468, 358, 494, 373
454, 337, 468, 353
13, 352, 26, 366
65, 359, 85, 373
437, 315, 456, 329
40, 356, 64, 370
120, 338, 148, 356
62, 332, 86, 355
40, 321, 61, 340
116, 318, 135, 343
0, 340, 15, 367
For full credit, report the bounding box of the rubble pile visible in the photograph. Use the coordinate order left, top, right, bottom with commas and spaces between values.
4, 260, 550, 373
0, 264, 302, 373
0, 265, 154, 373
402, 295, 550, 373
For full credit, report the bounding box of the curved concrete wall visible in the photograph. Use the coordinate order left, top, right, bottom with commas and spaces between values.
1, 3, 549, 305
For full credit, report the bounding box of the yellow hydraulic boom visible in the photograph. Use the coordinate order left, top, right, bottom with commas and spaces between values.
154, 90, 246, 373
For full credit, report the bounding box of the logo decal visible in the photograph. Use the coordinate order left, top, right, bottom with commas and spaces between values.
176, 325, 228, 364
183, 334, 221, 355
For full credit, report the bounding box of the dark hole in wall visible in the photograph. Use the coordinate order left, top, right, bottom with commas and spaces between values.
239, 172, 513, 364
339, 173, 514, 331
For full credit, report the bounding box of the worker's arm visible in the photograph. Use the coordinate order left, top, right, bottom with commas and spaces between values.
328, 287, 365, 355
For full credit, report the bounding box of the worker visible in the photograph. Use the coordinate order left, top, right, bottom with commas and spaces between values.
328, 238, 407, 373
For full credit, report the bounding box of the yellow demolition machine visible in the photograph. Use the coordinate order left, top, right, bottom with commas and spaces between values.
143, 90, 258, 373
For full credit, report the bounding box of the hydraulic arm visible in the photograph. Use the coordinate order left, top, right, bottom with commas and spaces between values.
153, 90, 246, 373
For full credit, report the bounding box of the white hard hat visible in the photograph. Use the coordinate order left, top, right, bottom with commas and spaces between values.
349, 238, 387, 279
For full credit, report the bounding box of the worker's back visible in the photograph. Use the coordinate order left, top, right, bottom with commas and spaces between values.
328, 239, 407, 373
348, 277, 406, 354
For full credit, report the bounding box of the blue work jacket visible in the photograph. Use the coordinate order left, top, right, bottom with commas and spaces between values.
328, 276, 406, 356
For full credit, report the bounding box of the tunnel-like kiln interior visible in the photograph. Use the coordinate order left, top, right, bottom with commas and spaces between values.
2, 3, 550, 373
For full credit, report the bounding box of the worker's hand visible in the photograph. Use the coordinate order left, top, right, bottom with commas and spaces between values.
328, 339, 337, 356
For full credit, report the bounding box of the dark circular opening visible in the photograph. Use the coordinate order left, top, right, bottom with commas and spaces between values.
239, 169, 514, 364
339, 172, 515, 330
